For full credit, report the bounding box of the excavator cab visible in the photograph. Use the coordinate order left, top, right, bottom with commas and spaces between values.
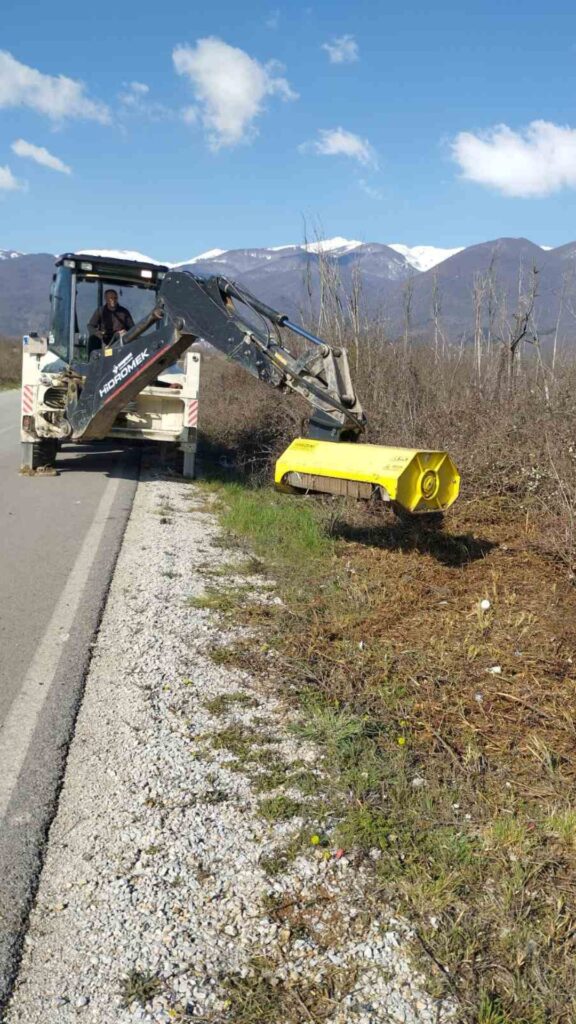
48, 253, 166, 366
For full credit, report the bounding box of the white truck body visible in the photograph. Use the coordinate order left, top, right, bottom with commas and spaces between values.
21, 337, 200, 477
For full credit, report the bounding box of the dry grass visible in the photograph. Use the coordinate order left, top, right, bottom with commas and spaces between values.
196, 313, 576, 1021
0, 336, 20, 388
203, 481, 576, 1021
220, 955, 356, 1024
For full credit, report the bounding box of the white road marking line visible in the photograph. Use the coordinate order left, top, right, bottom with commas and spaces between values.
0, 473, 123, 820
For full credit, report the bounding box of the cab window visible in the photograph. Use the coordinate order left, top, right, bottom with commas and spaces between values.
48, 266, 73, 361
72, 278, 160, 364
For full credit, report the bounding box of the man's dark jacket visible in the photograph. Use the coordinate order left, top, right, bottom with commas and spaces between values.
88, 304, 134, 343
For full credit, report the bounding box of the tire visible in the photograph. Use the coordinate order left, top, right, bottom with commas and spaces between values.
32, 438, 59, 469
182, 449, 196, 479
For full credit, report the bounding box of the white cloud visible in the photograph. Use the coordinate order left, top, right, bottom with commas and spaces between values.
0, 165, 25, 191
321, 35, 359, 64
301, 127, 377, 167
358, 178, 383, 200
452, 120, 576, 197
173, 37, 297, 149
0, 51, 109, 123
128, 81, 148, 97
266, 8, 280, 29
119, 81, 149, 106
118, 80, 172, 121
11, 138, 71, 174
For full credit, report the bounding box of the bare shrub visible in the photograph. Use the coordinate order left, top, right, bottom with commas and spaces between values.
198, 353, 305, 483
0, 335, 20, 387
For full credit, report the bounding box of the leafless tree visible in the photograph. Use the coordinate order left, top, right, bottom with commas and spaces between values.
431, 269, 446, 362
402, 273, 414, 358
494, 265, 539, 398
472, 271, 486, 386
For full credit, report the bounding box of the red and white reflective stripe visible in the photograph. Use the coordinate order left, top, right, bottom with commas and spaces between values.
22, 385, 34, 414
186, 399, 199, 427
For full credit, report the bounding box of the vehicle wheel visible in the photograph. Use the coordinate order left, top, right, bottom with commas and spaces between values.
32, 438, 59, 469
182, 449, 196, 479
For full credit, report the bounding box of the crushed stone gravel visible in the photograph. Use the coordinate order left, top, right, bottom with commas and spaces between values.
5, 472, 454, 1023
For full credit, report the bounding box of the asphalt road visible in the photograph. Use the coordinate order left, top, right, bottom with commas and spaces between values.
0, 389, 139, 1013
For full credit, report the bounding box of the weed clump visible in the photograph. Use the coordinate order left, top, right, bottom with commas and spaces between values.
259, 795, 303, 822
220, 955, 355, 1024
120, 971, 162, 1009
204, 692, 259, 715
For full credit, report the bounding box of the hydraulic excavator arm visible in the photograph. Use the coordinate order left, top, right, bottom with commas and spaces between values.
65, 270, 365, 444
63, 269, 459, 513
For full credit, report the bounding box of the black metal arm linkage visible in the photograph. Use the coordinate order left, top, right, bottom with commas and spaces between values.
65, 271, 366, 443
165, 273, 366, 441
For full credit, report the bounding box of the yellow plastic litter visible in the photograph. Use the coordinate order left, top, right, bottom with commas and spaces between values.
275, 438, 460, 513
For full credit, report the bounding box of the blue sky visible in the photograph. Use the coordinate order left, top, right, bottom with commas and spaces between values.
1, 0, 575, 260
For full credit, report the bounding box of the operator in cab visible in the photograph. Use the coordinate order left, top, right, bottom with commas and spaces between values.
88, 289, 134, 346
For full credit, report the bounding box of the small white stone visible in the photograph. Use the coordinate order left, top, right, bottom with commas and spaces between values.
480, 599, 491, 611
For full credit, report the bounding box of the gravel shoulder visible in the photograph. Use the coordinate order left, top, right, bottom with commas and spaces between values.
5, 471, 452, 1024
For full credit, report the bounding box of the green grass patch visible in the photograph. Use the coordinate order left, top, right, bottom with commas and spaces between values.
253, 765, 320, 795
207, 643, 248, 667
204, 692, 260, 715
203, 555, 267, 578
200, 481, 335, 573
187, 585, 246, 612
259, 795, 303, 821
211, 724, 276, 763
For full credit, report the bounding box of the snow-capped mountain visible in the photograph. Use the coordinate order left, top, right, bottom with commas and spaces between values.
178, 248, 228, 265
77, 248, 164, 265
0, 237, 571, 340
387, 244, 464, 272
300, 237, 364, 255
180, 238, 365, 265
180, 238, 460, 270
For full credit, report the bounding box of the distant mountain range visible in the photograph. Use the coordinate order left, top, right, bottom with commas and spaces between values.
1, 237, 575, 343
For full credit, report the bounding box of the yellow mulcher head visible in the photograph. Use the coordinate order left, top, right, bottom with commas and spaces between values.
275, 439, 460, 514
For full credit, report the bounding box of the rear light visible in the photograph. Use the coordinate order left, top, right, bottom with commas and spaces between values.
22, 414, 35, 432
